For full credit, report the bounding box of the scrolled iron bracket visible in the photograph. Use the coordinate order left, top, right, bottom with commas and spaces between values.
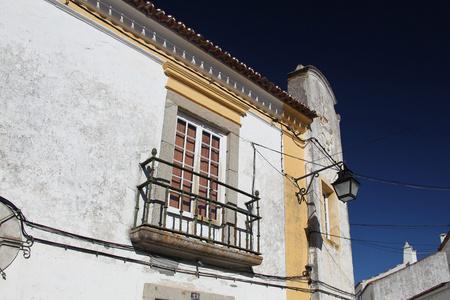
295, 173, 319, 204
20, 236, 34, 259
293, 162, 343, 205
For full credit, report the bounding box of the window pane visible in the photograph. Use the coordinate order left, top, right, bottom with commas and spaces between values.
175, 133, 185, 148
173, 147, 183, 163
172, 165, 182, 177
202, 132, 210, 144
187, 124, 196, 137
186, 137, 196, 152
200, 158, 209, 173
210, 163, 219, 177
201, 145, 210, 159
177, 119, 186, 132
185, 152, 195, 167
212, 136, 220, 149
211, 149, 219, 163
181, 196, 191, 212
169, 192, 180, 209
198, 199, 207, 217
198, 186, 207, 198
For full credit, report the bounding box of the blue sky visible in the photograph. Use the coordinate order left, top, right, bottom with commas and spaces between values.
153, 0, 450, 283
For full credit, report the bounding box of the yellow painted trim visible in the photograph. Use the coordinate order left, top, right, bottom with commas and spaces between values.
281, 104, 312, 134
62, 0, 168, 63
283, 134, 311, 300
164, 62, 248, 126
63, 0, 315, 134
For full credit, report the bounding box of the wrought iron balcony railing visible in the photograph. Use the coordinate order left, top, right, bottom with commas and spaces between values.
131, 149, 261, 265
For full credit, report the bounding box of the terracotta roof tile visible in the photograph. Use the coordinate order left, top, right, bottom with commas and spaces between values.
124, 0, 317, 119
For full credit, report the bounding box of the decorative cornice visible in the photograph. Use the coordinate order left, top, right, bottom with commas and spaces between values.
122, 0, 317, 119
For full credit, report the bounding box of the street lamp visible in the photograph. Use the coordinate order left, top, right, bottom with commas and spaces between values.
332, 165, 360, 202
294, 162, 360, 204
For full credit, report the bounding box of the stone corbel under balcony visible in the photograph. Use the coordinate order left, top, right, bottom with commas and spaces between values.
130, 225, 263, 270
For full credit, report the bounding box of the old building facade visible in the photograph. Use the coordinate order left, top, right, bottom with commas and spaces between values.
0, 0, 354, 299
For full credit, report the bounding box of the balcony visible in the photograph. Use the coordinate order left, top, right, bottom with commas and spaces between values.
130, 149, 262, 270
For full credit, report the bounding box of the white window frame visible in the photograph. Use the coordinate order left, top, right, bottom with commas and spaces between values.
168, 112, 227, 223
323, 192, 330, 240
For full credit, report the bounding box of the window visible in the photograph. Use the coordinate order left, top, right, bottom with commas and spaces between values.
130, 82, 263, 269
320, 179, 340, 246
169, 113, 225, 224
323, 192, 330, 239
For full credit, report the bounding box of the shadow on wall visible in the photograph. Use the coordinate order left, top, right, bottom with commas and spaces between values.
306, 215, 323, 250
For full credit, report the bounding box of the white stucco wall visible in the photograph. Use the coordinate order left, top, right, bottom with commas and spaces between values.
355, 262, 408, 297
239, 111, 287, 278
0, 1, 290, 299
365, 252, 450, 300
0, 0, 168, 241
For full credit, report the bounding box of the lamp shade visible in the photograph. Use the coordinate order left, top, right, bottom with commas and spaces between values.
332, 167, 360, 202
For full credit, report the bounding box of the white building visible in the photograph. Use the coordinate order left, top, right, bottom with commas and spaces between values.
355, 233, 450, 300
0, 1, 355, 299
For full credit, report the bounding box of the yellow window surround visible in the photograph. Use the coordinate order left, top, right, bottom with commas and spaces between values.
163, 62, 249, 126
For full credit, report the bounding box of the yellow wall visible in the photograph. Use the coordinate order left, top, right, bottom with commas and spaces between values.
283, 130, 311, 300
163, 62, 248, 126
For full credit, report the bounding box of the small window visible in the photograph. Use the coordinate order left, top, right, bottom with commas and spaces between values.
320, 179, 340, 246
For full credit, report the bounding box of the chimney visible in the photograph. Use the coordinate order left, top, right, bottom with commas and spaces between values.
440, 233, 447, 244
403, 241, 417, 264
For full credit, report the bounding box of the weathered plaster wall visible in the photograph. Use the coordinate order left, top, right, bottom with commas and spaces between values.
288, 67, 355, 299
239, 111, 287, 280
0, 0, 167, 243
368, 252, 450, 300
0, 1, 289, 299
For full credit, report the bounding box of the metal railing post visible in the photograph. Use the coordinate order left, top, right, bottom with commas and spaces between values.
144, 149, 157, 223
207, 179, 213, 242
193, 196, 199, 236
133, 188, 140, 228
255, 190, 260, 253
162, 187, 169, 227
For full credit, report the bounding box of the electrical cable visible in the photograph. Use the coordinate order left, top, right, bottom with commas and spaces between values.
251, 145, 304, 191
312, 280, 356, 298
2, 193, 358, 296
310, 111, 450, 166
320, 236, 354, 288
25, 220, 135, 251
31, 236, 313, 292
311, 230, 441, 255
36, 224, 356, 297
6, 196, 311, 284
254, 147, 285, 178
242, 136, 450, 192
310, 230, 439, 246
291, 130, 341, 171
351, 223, 450, 228
354, 174, 450, 191
343, 111, 450, 153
